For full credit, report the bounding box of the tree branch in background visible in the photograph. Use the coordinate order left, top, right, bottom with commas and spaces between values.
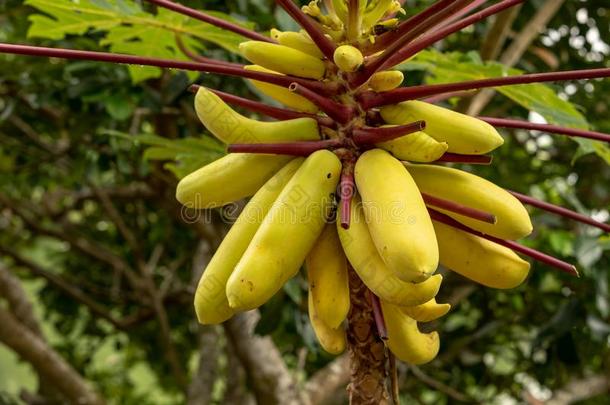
141, 271, 188, 389
0, 191, 142, 289
409, 365, 474, 403
7, 115, 66, 155
224, 337, 256, 405
479, 5, 522, 61
0, 265, 66, 403
186, 326, 220, 405
0, 306, 105, 405
304, 354, 350, 405
224, 311, 303, 405
466, 0, 567, 115
0, 265, 43, 337
546, 375, 610, 405
91, 185, 146, 268
0, 247, 130, 330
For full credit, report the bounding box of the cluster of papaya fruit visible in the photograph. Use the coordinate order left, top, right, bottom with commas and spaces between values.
178, 0, 535, 365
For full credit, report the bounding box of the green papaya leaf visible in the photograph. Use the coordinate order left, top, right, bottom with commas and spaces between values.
26, 0, 248, 82
103, 130, 225, 179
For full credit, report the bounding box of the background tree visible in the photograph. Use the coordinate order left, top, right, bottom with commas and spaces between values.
0, 1, 609, 404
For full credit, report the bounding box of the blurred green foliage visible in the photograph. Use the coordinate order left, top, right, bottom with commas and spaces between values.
0, 0, 609, 404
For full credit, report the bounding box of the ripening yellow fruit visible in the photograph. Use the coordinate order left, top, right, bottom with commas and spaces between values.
407, 164, 533, 240
400, 298, 451, 323
306, 224, 350, 329
194, 158, 303, 324
226, 150, 341, 311
382, 300, 440, 365
244, 65, 320, 114
194, 87, 320, 143
433, 220, 531, 289
380, 101, 504, 154
271, 29, 325, 59
333, 45, 364, 72
355, 149, 438, 282
176, 153, 291, 209
308, 293, 347, 354
337, 195, 443, 307
377, 129, 448, 162
369, 70, 404, 92
239, 41, 326, 79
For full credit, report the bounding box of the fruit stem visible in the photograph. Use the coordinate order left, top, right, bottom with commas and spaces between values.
339, 169, 355, 229
0, 43, 335, 94
421, 193, 497, 224
346, 265, 391, 403
290, 83, 355, 124
508, 191, 610, 233
276, 0, 337, 60
352, 0, 472, 87
428, 209, 579, 276
352, 120, 425, 145
144, 0, 275, 43
227, 139, 341, 156
368, 290, 388, 340
379, 0, 524, 71
480, 117, 610, 143
360, 66, 610, 108
431, 152, 493, 165
189, 85, 335, 127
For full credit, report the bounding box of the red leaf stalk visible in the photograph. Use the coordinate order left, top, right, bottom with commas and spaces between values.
227, 139, 341, 156
368, 290, 388, 340
422, 193, 497, 224
352, 121, 425, 144
290, 83, 355, 124
438, 0, 489, 27
480, 117, 610, 143
422, 90, 475, 103
368, 0, 457, 53
353, 0, 473, 87
276, 0, 337, 60
360, 67, 610, 108
144, 0, 274, 43
431, 152, 493, 165
428, 209, 579, 276
0, 43, 334, 94
509, 191, 610, 233
377, 0, 525, 73
189, 85, 334, 127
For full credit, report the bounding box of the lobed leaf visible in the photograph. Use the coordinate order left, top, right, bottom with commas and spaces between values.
26, 0, 247, 82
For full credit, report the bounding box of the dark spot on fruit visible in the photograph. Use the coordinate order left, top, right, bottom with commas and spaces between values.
327, 173, 332, 178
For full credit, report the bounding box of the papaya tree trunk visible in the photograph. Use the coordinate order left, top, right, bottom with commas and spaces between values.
346, 266, 390, 404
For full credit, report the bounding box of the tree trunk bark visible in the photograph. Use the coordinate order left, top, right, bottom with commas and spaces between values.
0, 307, 105, 405
346, 267, 390, 405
